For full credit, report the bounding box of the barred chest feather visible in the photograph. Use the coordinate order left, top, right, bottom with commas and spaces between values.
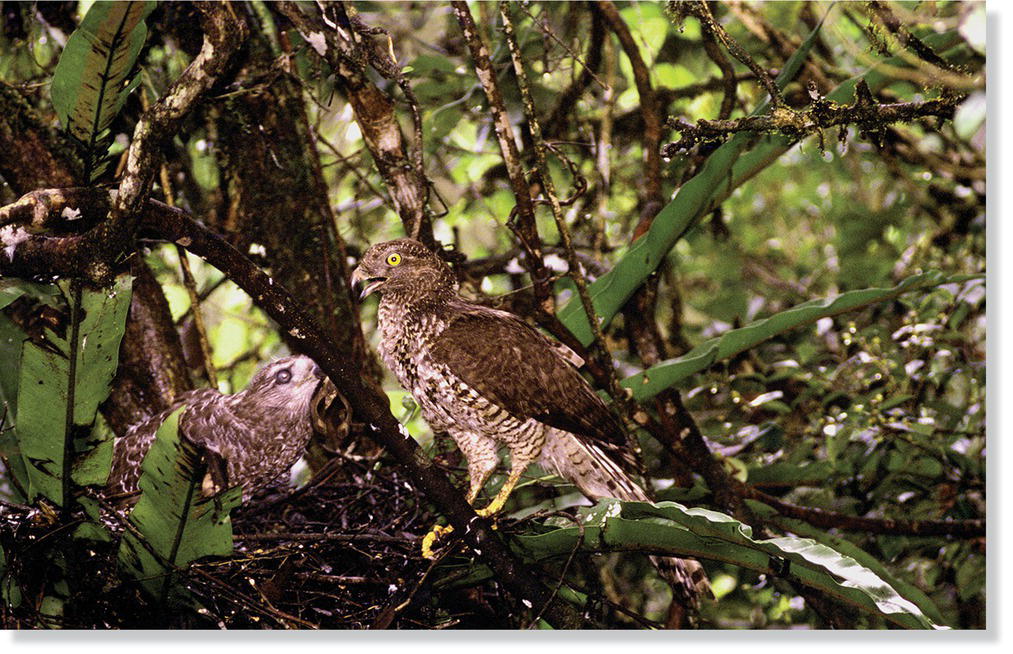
377, 297, 485, 434
378, 298, 445, 393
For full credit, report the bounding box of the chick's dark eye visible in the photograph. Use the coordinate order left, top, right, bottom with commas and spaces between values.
275, 369, 292, 384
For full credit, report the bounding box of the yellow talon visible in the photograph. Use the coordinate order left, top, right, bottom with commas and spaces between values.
421, 523, 455, 559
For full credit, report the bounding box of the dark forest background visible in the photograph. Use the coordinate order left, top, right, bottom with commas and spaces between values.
0, 1, 985, 629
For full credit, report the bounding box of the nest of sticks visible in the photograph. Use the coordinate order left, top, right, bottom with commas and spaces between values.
0, 446, 531, 630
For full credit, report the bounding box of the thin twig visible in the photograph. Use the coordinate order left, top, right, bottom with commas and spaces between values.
500, 3, 625, 409
157, 162, 217, 388
744, 486, 985, 538
450, 0, 555, 316
680, 1, 785, 107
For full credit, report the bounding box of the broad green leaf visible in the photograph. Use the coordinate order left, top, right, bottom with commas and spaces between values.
748, 503, 950, 627
0, 313, 29, 499
621, 272, 979, 401
0, 280, 58, 311
15, 275, 132, 506
50, 0, 156, 179
0, 545, 23, 609
557, 27, 968, 345
515, 499, 943, 629
0, 289, 21, 311
118, 408, 241, 604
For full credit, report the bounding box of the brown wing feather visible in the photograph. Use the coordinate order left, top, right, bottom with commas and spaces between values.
427, 304, 629, 453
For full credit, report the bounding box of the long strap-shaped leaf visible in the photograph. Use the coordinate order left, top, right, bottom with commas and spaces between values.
622, 271, 981, 401
751, 504, 949, 627
514, 499, 945, 629
117, 408, 241, 604
15, 275, 132, 506
50, 0, 156, 179
557, 23, 966, 345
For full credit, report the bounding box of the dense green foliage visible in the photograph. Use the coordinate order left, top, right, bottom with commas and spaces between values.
0, 0, 985, 629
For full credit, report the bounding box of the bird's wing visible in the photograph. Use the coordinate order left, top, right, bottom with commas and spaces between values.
426, 306, 631, 455
107, 388, 221, 494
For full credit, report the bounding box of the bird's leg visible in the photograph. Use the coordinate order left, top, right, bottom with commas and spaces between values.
422, 432, 499, 559
464, 445, 499, 505
475, 455, 531, 518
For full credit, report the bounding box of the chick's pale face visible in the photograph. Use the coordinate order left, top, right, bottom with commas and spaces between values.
244, 355, 324, 413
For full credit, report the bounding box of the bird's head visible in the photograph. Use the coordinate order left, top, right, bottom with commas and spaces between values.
241, 355, 324, 415
350, 238, 457, 302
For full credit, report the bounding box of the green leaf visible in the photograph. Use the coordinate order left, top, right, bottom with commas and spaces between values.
0, 280, 59, 311
750, 503, 950, 627
515, 500, 944, 629
746, 461, 836, 487
621, 272, 979, 401
15, 275, 132, 506
557, 27, 968, 345
0, 545, 23, 609
0, 289, 21, 311
117, 407, 242, 604
50, 0, 156, 179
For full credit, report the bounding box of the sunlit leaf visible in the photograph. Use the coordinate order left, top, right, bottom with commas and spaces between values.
515, 499, 944, 629
50, 0, 156, 179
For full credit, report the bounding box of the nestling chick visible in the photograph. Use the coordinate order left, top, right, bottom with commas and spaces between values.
108, 355, 324, 503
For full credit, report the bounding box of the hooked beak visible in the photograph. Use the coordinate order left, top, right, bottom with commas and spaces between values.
350, 266, 386, 302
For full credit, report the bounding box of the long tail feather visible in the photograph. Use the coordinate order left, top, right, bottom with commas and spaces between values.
540, 431, 711, 609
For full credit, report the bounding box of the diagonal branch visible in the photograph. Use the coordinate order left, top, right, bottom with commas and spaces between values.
108, 1, 247, 275
676, 1, 785, 108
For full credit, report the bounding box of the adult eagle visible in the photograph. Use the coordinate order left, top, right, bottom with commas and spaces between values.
351, 238, 709, 609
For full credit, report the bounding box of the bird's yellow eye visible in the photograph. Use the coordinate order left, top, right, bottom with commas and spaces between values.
386, 253, 402, 266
